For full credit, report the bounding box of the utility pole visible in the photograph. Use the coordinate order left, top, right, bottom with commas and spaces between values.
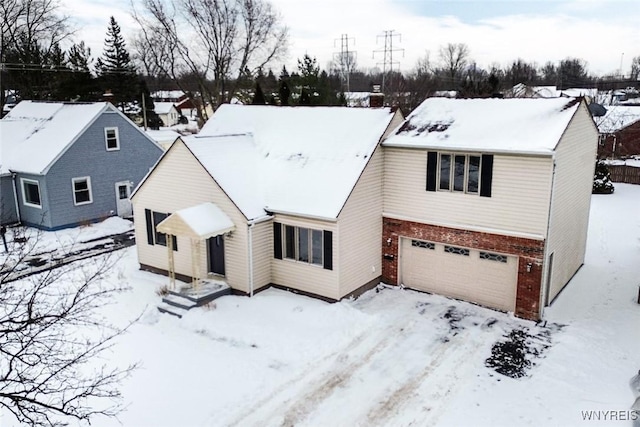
333, 34, 356, 93
372, 30, 404, 92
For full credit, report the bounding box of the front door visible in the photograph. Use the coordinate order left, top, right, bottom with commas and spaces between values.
115, 181, 132, 217
208, 235, 225, 276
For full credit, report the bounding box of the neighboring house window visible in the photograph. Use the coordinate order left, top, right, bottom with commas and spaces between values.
426, 151, 493, 197
598, 134, 607, 146
21, 178, 42, 208
72, 177, 93, 205
273, 222, 332, 270
104, 127, 120, 151
144, 209, 177, 251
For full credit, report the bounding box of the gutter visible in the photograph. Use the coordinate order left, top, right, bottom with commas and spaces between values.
381, 143, 554, 158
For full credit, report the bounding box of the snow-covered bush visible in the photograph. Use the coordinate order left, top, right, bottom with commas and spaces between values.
593, 160, 615, 194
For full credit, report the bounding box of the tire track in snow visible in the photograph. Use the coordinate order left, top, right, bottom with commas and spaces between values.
366, 329, 485, 427
226, 325, 390, 426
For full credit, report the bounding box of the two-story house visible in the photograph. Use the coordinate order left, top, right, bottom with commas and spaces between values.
0, 101, 163, 229
131, 98, 597, 320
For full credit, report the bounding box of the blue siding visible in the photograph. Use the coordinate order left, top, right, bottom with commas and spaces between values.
0, 175, 19, 225
44, 110, 163, 229
13, 173, 52, 228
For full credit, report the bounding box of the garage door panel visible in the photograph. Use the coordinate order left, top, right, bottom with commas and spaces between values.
400, 238, 517, 312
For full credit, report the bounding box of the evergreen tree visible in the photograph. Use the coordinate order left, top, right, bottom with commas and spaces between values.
299, 88, 311, 105
65, 42, 99, 101
95, 17, 138, 111
252, 82, 266, 105
279, 65, 290, 80
279, 80, 290, 106
138, 78, 163, 129
593, 160, 615, 194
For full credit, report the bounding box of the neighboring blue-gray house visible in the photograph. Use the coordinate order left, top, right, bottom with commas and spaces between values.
0, 101, 163, 230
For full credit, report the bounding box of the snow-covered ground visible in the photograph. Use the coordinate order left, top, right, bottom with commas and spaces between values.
3, 186, 640, 426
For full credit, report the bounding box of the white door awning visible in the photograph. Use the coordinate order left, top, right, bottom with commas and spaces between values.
157, 202, 235, 240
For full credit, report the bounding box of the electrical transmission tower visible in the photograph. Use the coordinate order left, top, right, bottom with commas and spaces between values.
333, 34, 356, 93
372, 30, 404, 92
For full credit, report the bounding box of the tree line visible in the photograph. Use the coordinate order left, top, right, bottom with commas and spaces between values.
2, 0, 640, 121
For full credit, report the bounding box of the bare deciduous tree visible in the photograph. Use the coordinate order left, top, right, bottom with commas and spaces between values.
438, 43, 470, 86
0, 230, 136, 426
131, 0, 288, 118
0, 0, 74, 106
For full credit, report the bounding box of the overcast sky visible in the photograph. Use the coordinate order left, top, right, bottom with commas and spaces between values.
63, 0, 640, 77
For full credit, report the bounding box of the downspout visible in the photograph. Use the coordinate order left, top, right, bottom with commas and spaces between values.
541, 156, 557, 317
248, 222, 254, 297
11, 172, 21, 225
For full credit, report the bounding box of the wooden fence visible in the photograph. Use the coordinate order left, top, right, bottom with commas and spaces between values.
608, 164, 640, 184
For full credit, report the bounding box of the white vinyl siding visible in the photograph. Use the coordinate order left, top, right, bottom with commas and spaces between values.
544, 103, 598, 303
249, 219, 272, 291
132, 139, 250, 292
271, 214, 338, 300
338, 145, 384, 297
384, 147, 554, 237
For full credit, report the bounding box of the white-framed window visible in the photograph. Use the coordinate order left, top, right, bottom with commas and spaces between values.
438, 153, 480, 194
282, 225, 323, 266
104, 127, 120, 151
21, 178, 42, 208
72, 177, 93, 205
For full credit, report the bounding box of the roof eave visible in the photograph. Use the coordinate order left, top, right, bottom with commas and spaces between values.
381, 143, 554, 157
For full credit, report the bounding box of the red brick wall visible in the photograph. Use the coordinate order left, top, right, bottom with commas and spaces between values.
382, 217, 545, 320
598, 121, 640, 158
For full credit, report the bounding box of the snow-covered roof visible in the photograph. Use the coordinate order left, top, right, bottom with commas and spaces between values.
151, 90, 185, 101
383, 97, 581, 155
154, 102, 178, 115
343, 92, 370, 107
183, 104, 397, 220
157, 202, 235, 239
145, 129, 181, 146
596, 106, 640, 133
0, 101, 110, 174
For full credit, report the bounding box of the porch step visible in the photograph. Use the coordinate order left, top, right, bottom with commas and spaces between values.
162, 293, 199, 310
157, 280, 231, 318
157, 302, 188, 318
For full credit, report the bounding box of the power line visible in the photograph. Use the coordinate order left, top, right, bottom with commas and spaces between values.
333, 34, 356, 93
372, 30, 404, 92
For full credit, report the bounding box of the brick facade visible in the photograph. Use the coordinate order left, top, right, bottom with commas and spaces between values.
382, 217, 546, 320
598, 120, 640, 159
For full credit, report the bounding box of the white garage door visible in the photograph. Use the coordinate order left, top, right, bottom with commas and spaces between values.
400, 238, 518, 312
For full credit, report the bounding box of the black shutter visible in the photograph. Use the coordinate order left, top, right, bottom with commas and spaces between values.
172, 235, 178, 251
323, 230, 333, 270
480, 154, 494, 197
426, 151, 438, 192
145, 209, 154, 245
273, 222, 282, 259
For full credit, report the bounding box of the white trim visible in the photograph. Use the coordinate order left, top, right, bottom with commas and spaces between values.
72, 176, 93, 206
20, 178, 42, 209
104, 127, 120, 151
382, 212, 545, 241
